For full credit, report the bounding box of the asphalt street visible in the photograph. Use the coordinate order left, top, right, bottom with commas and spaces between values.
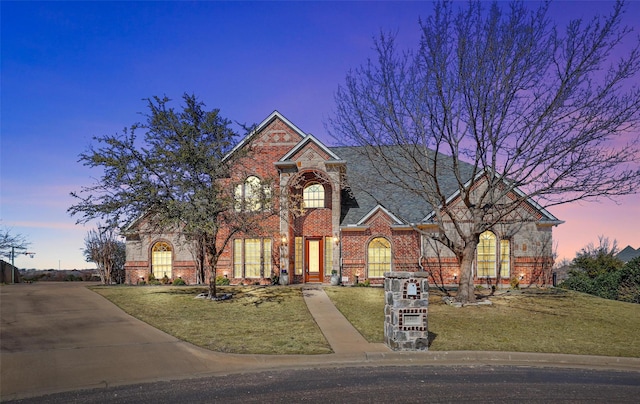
7, 365, 640, 403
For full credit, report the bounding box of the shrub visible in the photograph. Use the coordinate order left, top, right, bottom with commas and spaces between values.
161, 275, 170, 285
510, 276, 520, 289
562, 257, 640, 303
215, 275, 230, 285
173, 277, 186, 286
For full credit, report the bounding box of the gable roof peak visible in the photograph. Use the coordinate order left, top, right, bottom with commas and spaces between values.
223, 110, 306, 162
279, 133, 343, 162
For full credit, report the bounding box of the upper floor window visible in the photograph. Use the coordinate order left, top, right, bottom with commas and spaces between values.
303, 183, 324, 208
235, 176, 271, 212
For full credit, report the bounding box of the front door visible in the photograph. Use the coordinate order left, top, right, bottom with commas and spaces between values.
305, 238, 323, 283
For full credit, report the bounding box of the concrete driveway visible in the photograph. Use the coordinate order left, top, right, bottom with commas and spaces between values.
1, 283, 258, 400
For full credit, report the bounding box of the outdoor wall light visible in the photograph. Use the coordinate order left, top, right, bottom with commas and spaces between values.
281, 234, 288, 246
519, 274, 525, 280
453, 273, 458, 280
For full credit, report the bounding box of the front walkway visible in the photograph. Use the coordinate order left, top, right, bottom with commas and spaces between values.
302, 287, 388, 354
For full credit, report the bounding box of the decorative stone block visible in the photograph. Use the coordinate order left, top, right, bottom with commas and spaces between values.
384, 271, 429, 351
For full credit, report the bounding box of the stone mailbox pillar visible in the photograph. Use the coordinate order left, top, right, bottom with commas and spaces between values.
384, 271, 429, 351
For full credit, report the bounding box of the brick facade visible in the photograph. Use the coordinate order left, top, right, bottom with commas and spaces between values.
124, 111, 560, 288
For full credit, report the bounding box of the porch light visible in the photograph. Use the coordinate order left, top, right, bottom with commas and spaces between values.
281, 234, 288, 246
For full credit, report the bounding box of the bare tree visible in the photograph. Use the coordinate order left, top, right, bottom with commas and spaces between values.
83, 226, 125, 284
329, 1, 640, 303
0, 225, 31, 261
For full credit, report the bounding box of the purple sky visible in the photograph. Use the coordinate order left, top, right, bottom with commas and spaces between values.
2, 1, 638, 270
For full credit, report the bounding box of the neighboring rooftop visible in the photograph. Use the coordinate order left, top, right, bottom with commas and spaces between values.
616, 246, 640, 263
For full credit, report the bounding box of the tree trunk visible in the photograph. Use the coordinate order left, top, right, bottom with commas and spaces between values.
456, 241, 478, 304
208, 270, 217, 299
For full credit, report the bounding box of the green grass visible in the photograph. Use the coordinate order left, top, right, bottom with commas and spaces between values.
93, 285, 640, 357
92, 285, 331, 355
324, 286, 640, 357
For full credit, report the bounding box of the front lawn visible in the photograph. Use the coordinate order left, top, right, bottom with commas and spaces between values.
93, 285, 640, 357
92, 285, 331, 355
324, 287, 640, 357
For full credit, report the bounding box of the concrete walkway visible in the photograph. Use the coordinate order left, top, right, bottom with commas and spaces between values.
301, 288, 388, 354
1, 283, 639, 401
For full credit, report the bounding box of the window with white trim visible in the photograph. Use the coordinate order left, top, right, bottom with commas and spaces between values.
368, 237, 391, 278
233, 238, 272, 278
476, 231, 510, 278
234, 176, 271, 212
303, 183, 324, 208
152, 241, 172, 279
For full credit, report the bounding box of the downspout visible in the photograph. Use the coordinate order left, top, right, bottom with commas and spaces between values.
339, 228, 343, 285
418, 227, 425, 272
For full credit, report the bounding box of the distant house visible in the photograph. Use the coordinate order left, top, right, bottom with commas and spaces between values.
124, 111, 562, 287
616, 246, 640, 263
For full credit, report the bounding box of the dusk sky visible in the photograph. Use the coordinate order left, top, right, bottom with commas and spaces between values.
2, 1, 639, 270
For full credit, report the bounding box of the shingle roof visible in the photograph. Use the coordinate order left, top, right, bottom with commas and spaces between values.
329, 146, 475, 225
616, 246, 640, 263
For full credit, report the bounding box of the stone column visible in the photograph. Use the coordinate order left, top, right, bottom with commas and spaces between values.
384, 271, 429, 351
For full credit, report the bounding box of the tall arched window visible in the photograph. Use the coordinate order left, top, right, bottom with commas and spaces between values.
477, 231, 496, 277
303, 183, 324, 208
235, 176, 270, 212
476, 231, 510, 278
152, 241, 172, 279
368, 237, 391, 278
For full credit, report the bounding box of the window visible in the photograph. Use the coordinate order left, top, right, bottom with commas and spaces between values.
477, 231, 496, 277
235, 176, 270, 212
325, 236, 333, 275
303, 183, 324, 208
151, 242, 172, 279
476, 231, 511, 278
500, 239, 510, 278
233, 238, 272, 278
294, 237, 303, 275
368, 237, 391, 278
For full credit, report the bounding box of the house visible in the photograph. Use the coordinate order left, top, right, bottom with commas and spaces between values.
616, 246, 640, 263
124, 111, 562, 287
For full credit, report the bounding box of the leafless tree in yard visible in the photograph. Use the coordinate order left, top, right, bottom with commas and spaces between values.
329, 0, 640, 303
83, 226, 125, 284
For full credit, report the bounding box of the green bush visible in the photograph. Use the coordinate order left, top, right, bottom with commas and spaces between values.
173, 277, 186, 286
562, 257, 640, 303
215, 275, 230, 285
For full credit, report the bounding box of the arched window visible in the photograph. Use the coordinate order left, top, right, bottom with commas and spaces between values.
152, 241, 172, 279
235, 176, 270, 212
477, 231, 510, 278
368, 237, 391, 278
303, 183, 324, 208
477, 231, 496, 277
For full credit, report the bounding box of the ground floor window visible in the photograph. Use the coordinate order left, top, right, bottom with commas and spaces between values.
476, 231, 510, 278
294, 236, 303, 275
233, 238, 272, 278
325, 236, 333, 275
368, 237, 391, 278
151, 241, 172, 279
